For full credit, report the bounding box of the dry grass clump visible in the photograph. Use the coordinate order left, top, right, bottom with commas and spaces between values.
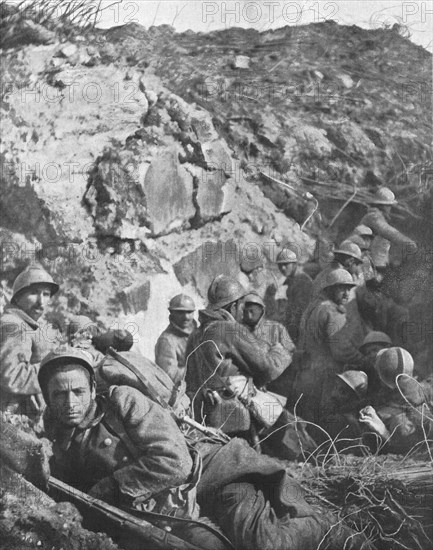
287, 428, 433, 550
0, 0, 117, 48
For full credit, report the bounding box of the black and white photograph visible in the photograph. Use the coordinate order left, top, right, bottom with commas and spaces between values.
0, 1, 432, 548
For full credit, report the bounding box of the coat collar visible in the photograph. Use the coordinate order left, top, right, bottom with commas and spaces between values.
169, 319, 197, 337
45, 396, 105, 451
3, 305, 39, 330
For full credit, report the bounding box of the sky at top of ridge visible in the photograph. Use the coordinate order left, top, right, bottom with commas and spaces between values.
6, 0, 433, 51
94, 0, 432, 51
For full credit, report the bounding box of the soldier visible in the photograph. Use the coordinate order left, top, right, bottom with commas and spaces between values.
353, 224, 374, 251
273, 249, 313, 343
359, 348, 432, 454
185, 275, 291, 437
294, 269, 368, 423
241, 292, 315, 459
313, 240, 364, 297
360, 187, 417, 267
242, 292, 294, 357
318, 370, 369, 450
0, 264, 59, 416
40, 347, 367, 550
347, 234, 374, 282
356, 259, 409, 347
155, 294, 197, 386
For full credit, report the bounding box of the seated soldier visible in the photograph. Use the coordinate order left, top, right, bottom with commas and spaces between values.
155, 294, 197, 386
359, 347, 432, 454
294, 269, 368, 424
0, 264, 60, 418
241, 292, 315, 460
40, 346, 368, 550
317, 371, 368, 452
185, 275, 316, 461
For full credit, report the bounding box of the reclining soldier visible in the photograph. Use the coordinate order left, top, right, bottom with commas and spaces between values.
40, 346, 369, 550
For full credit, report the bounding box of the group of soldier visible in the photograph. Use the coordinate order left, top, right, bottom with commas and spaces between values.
1, 186, 431, 550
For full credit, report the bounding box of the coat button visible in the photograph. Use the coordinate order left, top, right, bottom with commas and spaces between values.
103, 438, 112, 447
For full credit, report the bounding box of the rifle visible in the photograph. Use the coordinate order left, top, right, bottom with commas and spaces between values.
48, 476, 205, 550
107, 347, 230, 444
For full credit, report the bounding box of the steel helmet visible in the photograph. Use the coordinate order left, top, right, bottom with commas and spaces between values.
38, 345, 95, 401
360, 331, 392, 351
347, 235, 367, 251
244, 292, 265, 308
276, 249, 297, 264
337, 370, 368, 398
333, 241, 363, 262
12, 264, 59, 302
354, 225, 373, 238
375, 347, 414, 389
370, 187, 397, 206
169, 294, 195, 311
322, 268, 356, 290
69, 315, 95, 335
207, 275, 247, 310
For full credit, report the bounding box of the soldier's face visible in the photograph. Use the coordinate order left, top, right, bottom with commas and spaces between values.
243, 303, 264, 327
278, 263, 296, 277
170, 310, 195, 330
14, 284, 52, 321
329, 284, 351, 306
47, 366, 95, 427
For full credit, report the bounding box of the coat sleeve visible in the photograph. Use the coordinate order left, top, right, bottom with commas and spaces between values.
278, 324, 296, 355
155, 333, 178, 381
109, 386, 192, 501
321, 308, 365, 367
363, 211, 417, 248
216, 322, 292, 386
0, 320, 41, 396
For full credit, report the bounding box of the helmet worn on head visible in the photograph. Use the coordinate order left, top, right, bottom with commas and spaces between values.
69, 315, 95, 335
370, 187, 397, 206
276, 249, 297, 264
207, 275, 246, 310
169, 294, 195, 311
354, 225, 373, 238
244, 292, 265, 308
322, 268, 356, 290
12, 264, 59, 302
38, 345, 95, 400
375, 347, 414, 389
333, 241, 363, 262
337, 370, 368, 398
347, 235, 367, 251
360, 331, 392, 351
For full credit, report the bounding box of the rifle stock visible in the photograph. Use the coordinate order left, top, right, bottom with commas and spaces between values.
48, 477, 204, 550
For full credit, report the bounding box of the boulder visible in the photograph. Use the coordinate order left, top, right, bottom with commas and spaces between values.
174, 239, 241, 298
143, 149, 195, 235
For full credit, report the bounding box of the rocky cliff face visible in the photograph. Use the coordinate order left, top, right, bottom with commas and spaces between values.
0, 11, 431, 362
1, 20, 311, 359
